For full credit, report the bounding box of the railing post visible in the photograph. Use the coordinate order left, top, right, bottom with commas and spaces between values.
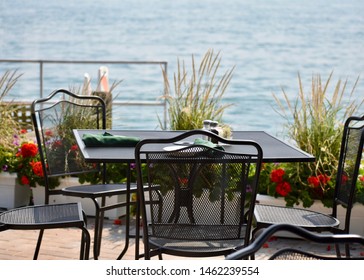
39, 61, 43, 99
162, 62, 168, 130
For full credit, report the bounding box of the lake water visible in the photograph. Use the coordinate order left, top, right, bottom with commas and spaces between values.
1, 0, 363, 138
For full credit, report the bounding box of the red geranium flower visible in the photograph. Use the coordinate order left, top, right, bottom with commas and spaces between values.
30, 161, 44, 177
318, 174, 330, 185
70, 144, 78, 151
359, 175, 364, 183
19, 142, 38, 158
45, 130, 53, 137
308, 176, 320, 188
178, 177, 188, 185
270, 168, 285, 183
53, 140, 63, 148
113, 219, 122, 225
276, 181, 291, 197
20, 175, 30, 185
341, 174, 349, 184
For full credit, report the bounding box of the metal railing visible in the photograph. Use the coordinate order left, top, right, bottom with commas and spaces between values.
0, 59, 169, 129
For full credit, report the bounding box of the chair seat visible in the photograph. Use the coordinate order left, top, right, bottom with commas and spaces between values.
149, 238, 245, 257
0, 203, 85, 230
270, 248, 326, 260
146, 224, 247, 257
150, 238, 245, 256
254, 204, 340, 229
61, 183, 138, 198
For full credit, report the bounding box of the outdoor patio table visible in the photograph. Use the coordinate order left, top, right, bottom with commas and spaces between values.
73, 129, 315, 259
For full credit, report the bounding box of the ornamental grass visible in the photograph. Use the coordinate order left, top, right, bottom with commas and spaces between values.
160, 49, 234, 130
0, 70, 23, 151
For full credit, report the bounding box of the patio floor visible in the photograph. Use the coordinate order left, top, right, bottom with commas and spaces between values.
0, 216, 363, 260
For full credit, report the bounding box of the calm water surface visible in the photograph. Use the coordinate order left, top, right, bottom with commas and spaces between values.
1, 0, 363, 138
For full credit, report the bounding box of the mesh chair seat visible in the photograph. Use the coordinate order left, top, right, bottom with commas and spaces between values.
149, 238, 245, 256
149, 224, 246, 240
269, 248, 328, 260
61, 183, 137, 198
0, 203, 84, 228
254, 204, 339, 228
0, 203, 90, 259
148, 224, 247, 256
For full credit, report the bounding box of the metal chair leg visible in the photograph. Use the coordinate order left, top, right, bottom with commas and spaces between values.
80, 226, 91, 260
33, 229, 44, 260
92, 200, 103, 260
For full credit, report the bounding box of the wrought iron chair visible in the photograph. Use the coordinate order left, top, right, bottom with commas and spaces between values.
134, 130, 263, 259
0, 202, 90, 259
253, 115, 364, 257
225, 223, 364, 260
31, 88, 137, 259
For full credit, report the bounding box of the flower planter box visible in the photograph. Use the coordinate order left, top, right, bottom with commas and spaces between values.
0, 172, 31, 210
256, 194, 364, 236
32, 177, 126, 219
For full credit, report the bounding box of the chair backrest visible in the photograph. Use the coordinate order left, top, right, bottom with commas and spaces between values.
135, 130, 263, 255
31, 89, 106, 202
333, 115, 364, 232
225, 223, 364, 260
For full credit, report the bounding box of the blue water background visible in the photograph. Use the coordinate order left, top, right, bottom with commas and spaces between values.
1, 0, 363, 138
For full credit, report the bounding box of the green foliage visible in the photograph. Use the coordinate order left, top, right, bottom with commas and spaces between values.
260, 72, 363, 207
161, 49, 234, 130
0, 70, 23, 151
356, 171, 364, 204
78, 163, 139, 185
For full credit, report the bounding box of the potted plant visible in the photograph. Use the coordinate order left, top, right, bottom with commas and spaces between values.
259, 72, 364, 208
0, 70, 63, 209
0, 70, 32, 208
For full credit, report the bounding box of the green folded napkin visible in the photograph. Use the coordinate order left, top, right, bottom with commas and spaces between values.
193, 138, 225, 151
82, 132, 140, 147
